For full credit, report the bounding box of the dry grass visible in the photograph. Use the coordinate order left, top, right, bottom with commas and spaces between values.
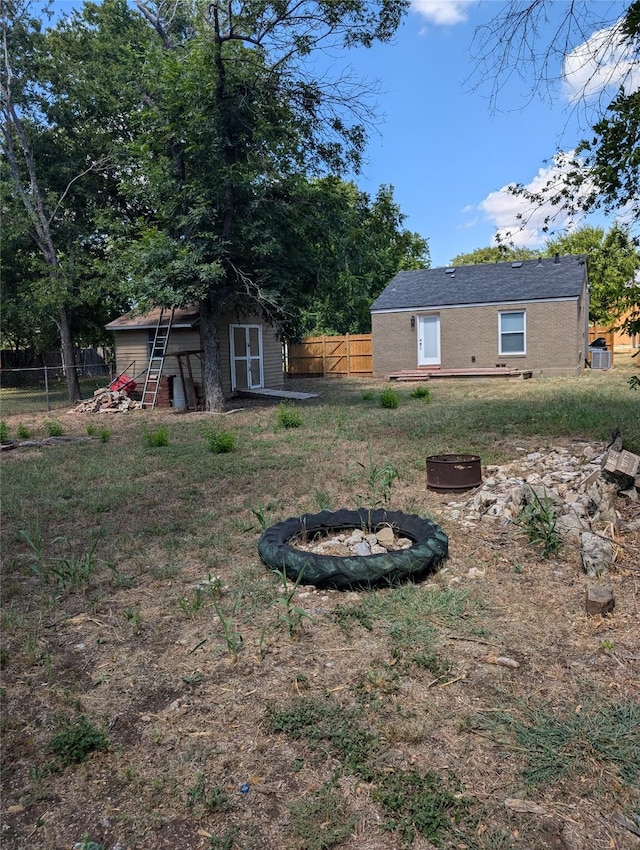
1, 361, 639, 850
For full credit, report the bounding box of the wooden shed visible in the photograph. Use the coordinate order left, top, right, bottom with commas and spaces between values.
105, 304, 284, 407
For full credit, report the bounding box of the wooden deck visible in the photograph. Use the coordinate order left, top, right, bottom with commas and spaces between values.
388, 367, 533, 381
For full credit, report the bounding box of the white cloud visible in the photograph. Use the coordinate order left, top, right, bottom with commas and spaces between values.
563, 20, 640, 102
410, 0, 475, 26
476, 153, 596, 247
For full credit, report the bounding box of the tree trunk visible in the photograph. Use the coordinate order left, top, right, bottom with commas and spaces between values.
200, 294, 226, 412
58, 304, 81, 403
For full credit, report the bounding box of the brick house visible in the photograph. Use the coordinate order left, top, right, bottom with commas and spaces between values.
370, 255, 590, 378
106, 304, 284, 407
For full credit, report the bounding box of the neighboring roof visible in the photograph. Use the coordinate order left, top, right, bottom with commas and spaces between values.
370, 255, 587, 312
105, 305, 200, 331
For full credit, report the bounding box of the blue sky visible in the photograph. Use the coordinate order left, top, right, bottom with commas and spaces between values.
340, 0, 635, 267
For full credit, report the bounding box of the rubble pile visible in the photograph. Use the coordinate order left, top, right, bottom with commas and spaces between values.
72, 390, 142, 414
440, 443, 639, 575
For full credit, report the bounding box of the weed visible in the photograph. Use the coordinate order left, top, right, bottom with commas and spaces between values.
373, 768, 472, 847
277, 401, 302, 429
287, 781, 357, 850
17, 422, 32, 439
186, 773, 231, 812
123, 607, 142, 635
211, 592, 244, 659
410, 386, 431, 401
145, 426, 170, 447
50, 716, 108, 765
99, 428, 112, 444
379, 388, 399, 409
513, 487, 560, 557
48, 534, 102, 591
178, 587, 207, 618
208, 829, 238, 850
205, 428, 236, 453
86, 424, 97, 436
314, 489, 333, 511
409, 649, 452, 679
0, 420, 9, 442
331, 605, 374, 634
272, 565, 313, 638
356, 445, 398, 512
45, 420, 64, 437
74, 836, 104, 850
360, 389, 374, 401
249, 505, 269, 530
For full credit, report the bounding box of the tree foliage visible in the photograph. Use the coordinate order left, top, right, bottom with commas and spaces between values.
450, 245, 540, 266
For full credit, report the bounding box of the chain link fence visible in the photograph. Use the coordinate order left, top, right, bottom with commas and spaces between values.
0, 363, 115, 417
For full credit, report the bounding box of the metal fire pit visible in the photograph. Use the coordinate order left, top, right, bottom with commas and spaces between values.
426, 454, 482, 492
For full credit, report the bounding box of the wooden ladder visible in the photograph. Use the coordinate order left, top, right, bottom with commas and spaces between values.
141, 307, 175, 409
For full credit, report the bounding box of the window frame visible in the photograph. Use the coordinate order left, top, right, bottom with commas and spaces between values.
498, 310, 526, 356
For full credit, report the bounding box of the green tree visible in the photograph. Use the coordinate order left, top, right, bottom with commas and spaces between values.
116, 0, 409, 410
297, 180, 429, 335
450, 245, 540, 266
543, 225, 640, 334
1, 0, 147, 398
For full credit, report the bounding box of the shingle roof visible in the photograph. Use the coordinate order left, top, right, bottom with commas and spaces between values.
105, 305, 200, 331
370, 255, 587, 312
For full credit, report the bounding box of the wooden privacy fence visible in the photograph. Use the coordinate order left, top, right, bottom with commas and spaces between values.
287, 334, 373, 377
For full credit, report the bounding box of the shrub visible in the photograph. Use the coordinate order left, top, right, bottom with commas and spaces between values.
99, 429, 112, 444
45, 420, 64, 437
410, 386, 431, 401
17, 423, 32, 439
277, 402, 302, 429
206, 429, 236, 453
379, 389, 399, 409
145, 426, 169, 447
0, 421, 9, 443
361, 390, 374, 401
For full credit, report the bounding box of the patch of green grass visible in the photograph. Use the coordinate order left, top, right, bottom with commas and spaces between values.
49, 716, 109, 765
287, 781, 358, 849
360, 389, 374, 401
17, 422, 32, 439
277, 402, 303, 429
99, 428, 112, 444
0, 420, 9, 442
145, 425, 170, 447
471, 700, 640, 787
379, 388, 399, 409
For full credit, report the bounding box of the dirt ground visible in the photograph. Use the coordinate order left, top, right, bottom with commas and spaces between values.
1, 413, 639, 850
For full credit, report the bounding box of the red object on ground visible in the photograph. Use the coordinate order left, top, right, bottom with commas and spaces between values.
110, 375, 137, 393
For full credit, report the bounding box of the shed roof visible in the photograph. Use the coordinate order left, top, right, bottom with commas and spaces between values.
105, 306, 200, 331
370, 255, 587, 312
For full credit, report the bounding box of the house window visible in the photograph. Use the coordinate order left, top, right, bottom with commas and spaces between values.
499, 311, 526, 355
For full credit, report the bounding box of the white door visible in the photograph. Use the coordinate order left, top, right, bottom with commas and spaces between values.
418, 315, 440, 366
230, 324, 264, 390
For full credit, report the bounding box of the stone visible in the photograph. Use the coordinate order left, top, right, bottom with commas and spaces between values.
355, 541, 371, 556
580, 532, 613, 576
585, 585, 615, 617
375, 526, 395, 547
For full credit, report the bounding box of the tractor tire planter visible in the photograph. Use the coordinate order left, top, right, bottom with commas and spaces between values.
258, 508, 448, 591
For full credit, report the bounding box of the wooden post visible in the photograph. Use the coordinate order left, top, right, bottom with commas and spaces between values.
346, 334, 351, 377
322, 335, 327, 377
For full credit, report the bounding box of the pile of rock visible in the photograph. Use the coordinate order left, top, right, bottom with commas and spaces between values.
72, 390, 142, 414
294, 526, 414, 558
439, 443, 639, 575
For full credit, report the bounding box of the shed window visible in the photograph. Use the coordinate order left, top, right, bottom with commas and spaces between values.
499, 311, 525, 355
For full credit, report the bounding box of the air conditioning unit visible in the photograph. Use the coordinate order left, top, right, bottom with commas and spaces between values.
590, 349, 612, 370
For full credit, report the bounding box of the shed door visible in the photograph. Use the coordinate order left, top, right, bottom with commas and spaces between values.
230, 324, 264, 390
418, 315, 440, 366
